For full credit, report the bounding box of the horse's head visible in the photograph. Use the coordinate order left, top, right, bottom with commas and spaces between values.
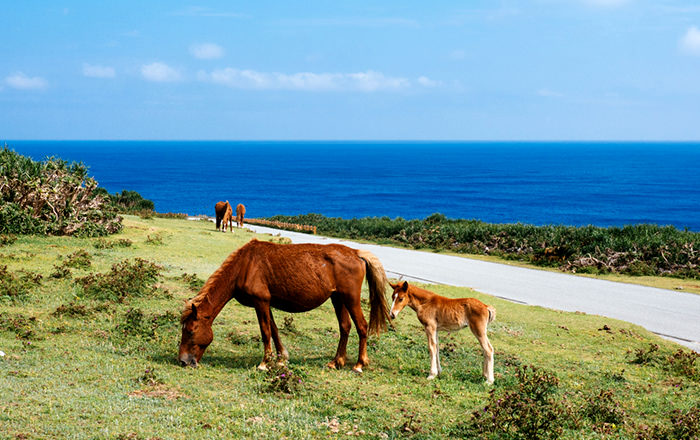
179, 299, 214, 367
389, 281, 410, 320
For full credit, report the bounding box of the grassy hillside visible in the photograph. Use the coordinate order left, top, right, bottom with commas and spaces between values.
1, 216, 698, 439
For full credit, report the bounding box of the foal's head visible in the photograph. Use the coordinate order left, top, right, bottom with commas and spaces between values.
178, 299, 214, 367
389, 281, 411, 320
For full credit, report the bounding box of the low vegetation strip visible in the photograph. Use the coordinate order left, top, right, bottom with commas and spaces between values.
1, 216, 699, 439
246, 217, 317, 234
267, 213, 700, 279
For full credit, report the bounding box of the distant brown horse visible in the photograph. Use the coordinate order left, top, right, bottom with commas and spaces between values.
221, 203, 234, 232
214, 201, 231, 231
236, 203, 245, 227
179, 240, 390, 373
389, 281, 495, 383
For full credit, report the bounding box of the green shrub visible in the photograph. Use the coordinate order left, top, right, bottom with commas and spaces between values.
0, 234, 17, 246
180, 273, 205, 292
453, 365, 571, 439
0, 314, 40, 339
267, 214, 700, 278
63, 249, 92, 269
582, 389, 627, 430
93, 238, 133, 249
0, 265, 42, 302
0, 146, 122, 236
114, 308, 178, 339
76, 258, 162, 302
261, 358, 304, 394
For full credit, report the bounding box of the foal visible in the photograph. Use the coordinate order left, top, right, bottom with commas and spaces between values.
389, 281, 495, 383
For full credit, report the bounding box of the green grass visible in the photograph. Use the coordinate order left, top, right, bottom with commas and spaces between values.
1, 216, 698, 439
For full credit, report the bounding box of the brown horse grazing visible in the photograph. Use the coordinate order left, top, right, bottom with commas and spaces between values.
389, 281, 495, 383
221, 203, 234, 232
179, 239, 390, 373
214, 201, 230, 231
236, 203, 245, 227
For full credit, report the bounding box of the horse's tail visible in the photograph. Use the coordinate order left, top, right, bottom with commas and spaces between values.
357, 249, 390, 336
487, 305, 496, 325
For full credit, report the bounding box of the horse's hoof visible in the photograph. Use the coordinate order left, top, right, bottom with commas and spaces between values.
351, 366, 363, 374
326, 361, 338, 370
427, 374, 437, 380
257, 363, 268, 371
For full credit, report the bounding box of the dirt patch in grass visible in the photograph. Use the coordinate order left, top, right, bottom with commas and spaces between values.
127, 384, 185, 400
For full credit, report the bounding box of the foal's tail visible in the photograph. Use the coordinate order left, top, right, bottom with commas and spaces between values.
487, 305, 496, 325
357, 250, 390, 336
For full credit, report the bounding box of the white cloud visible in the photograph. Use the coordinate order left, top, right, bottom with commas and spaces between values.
197, 68, 425, 92
5, 72, 48, 90
190, 43, 224, 59
680, 26, 700, 55
417, 76, 440, 87
141, 62, 181, 82
83, 63, 116, 78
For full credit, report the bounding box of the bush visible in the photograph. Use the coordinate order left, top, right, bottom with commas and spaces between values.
180, 273, 205, 292
93, 238, 133, 249
63, 249, 92, 269
94, 188, 155, 214
0, 314, 40, 339
0, 234, 17, 246
453, 365, 570, 439
0, 265, 42, 302
76, 258, 162, 302
261, 358, 304, 394
115, 308, 178, 339
0, 146, 122, 236
583, 389, 627, 431
267, 213, 700, 278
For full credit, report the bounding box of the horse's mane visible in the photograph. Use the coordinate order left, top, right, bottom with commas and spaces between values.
180, 242, 252, 323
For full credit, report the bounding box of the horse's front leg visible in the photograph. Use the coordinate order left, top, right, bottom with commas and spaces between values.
424, 324, 439, 379
269, 310, 289, 364
254, 303, 275, 370
327, 293, 352, 369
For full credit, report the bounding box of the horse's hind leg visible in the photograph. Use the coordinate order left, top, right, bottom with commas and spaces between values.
470, 320, 494, 384
327, 293, 352, 369
254, 303, 275, 370
269, 310, 289, 364
344, 296, 369, 373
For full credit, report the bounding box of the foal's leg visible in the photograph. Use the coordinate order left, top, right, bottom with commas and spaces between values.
254, 303, 275, 370
436, 332, 442, 375
327, 293, 352, 369
269, 310, 289, 364
470, 321, 495, 384
424, 324, 439, 379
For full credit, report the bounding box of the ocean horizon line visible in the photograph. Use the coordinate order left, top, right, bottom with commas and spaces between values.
6, 139, 700, 144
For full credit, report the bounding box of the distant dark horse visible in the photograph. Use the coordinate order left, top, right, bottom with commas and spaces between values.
236, 203, 246, 227
214, 201, 231, 231
179, 239, 390, 372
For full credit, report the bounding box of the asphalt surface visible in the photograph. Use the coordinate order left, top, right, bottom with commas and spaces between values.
244, 224, 700, 352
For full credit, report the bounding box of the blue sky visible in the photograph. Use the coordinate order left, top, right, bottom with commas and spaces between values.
2, 0, 700, 140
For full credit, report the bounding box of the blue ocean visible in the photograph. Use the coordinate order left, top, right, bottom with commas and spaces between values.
8, 141, 700, 231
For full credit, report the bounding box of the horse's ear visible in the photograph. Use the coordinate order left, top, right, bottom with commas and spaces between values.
401, 281, 409, 291
389, 282, 397, 289
191, 304, 198, 320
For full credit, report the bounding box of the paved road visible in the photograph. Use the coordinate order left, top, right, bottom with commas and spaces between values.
246, 224, 700, 352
